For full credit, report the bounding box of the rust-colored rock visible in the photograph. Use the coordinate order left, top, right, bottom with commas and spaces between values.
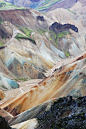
0, 53, 86, 116
0, 90, 5, 100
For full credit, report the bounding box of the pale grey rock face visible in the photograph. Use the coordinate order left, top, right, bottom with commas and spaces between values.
0, 74, 19, 90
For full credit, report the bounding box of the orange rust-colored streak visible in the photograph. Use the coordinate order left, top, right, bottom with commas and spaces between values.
32, 85, 38, 89
57, 63, 77, 76
0, 108, 13, 121
37, 72, 68, 104
72, 53, 86, 64
1, 61, 84, 116
43, 82, 46, 86
0, 64, 9, 75
2, 63, 76, 116
3, 93, 27, 112
0, 90, 5, 100
65, 63, 77, 72
2, 72, 70, 115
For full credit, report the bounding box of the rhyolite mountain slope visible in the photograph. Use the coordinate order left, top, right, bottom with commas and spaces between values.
0, 52, 86, 116
0, 3, 86, 81
4, 0, 45, 9
0, 1, 86, 129
36, 0, 80, 12
0, 0, 25, 9
4, 0, 86, 13
0, 0, 86, 101
4, 0, 80, 11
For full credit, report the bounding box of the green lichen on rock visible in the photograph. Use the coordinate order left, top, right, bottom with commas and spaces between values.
15, 33, 30, 41
63, 50, 70, 57
20, 27, 33, 38
37, 0, 61, 11
67, 9, 75, 15
15, 33, 36, 45
0, 19, 4, 24
37, 28, 47, 35
15, 78, 28, 81
49, 31, 71, 46
0, 41, 3, 46
15, 26, 36, 45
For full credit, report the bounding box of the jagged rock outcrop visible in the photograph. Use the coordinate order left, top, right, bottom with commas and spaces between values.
49, 22, 78, 33
37, 16, 45, 21
0, 23, 12, 44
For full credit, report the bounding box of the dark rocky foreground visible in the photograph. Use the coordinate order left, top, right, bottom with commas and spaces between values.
1, 96, 86, 129
36, 96, 86, 129
0, 116, 12, 129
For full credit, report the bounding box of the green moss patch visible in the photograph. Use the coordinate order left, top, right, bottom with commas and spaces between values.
15, 33, 36, 45
15, 78, 28, 81
0, 19, 4, 24
63, 50, 70, 57
37, 0, 60, 11
49, 31, 70, 46
0, 41, 3, 46
37, 28, 47, 35
67, 9, 75, 15
16, 26, 36, 44
20, 27, 33, 38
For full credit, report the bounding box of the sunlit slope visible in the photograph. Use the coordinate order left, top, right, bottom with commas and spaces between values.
0, 1, 25, 10
0, 52, 86, 116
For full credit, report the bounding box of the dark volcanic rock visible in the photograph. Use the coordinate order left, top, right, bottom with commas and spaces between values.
0, 116, 12, 129
0, 46, 6, 49
37, 16, 45, 21
49, 22, 78, 33
0, 25, 12, 39
36, 96, 86, 129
